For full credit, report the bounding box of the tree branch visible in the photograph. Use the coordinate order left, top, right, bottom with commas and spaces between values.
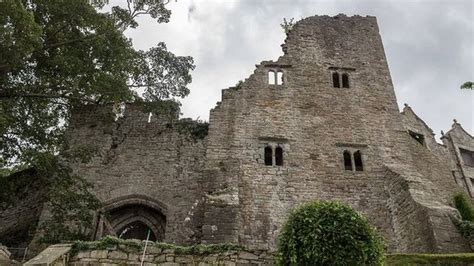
0, 92, 96, 103
44, 35, 97, 50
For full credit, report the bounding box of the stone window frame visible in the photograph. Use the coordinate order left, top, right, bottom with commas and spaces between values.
267, 69, 285, 86
259, 142, 286, 167
336, 143, 367, 172
459, 147, 474, 167
328, 67, 356, 89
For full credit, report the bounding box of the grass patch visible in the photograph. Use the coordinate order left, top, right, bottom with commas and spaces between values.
387, 253, 474, 265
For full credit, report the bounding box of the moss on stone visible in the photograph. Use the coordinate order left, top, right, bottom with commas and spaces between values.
71, 236, 244, 256
387, 253, 474, 265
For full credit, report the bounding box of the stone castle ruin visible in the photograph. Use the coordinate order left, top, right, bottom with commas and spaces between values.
2, 14, 474, 255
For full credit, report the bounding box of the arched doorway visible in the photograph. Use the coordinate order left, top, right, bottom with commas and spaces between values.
117, 221, 157, 241
94, 195, 167, 241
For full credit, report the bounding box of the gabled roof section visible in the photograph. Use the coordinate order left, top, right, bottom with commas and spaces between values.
401, 103, 435, 136
441, 119, 474, 140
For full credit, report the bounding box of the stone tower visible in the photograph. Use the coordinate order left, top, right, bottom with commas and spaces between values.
200, 14, 467, 252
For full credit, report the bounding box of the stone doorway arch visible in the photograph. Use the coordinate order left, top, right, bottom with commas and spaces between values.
94, 195, 167, 241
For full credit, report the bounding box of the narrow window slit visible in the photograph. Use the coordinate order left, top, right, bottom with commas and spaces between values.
275, 146, 283, 166
332, 72, 340, 88
268, 71, 276, 85
354, 150, 363, 171
264, 146, 273, 166
277, 71, 284, 85
343, 150, 352, 171
342, 73, 350, 88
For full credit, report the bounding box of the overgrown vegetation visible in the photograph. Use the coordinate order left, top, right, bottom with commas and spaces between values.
280, 18, 295, 35
0, 0, 194, 245
276, 200, 385, 266
452, 192, 474, 238
71, 236, 245, 256
460, 81, 473, 90
175, 118, 209, 140
387, 253, 474, 266
454, 192, 474, 222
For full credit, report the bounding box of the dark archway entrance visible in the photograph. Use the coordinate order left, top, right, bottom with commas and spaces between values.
94, 195, 167, 241
117, 221, 157, 241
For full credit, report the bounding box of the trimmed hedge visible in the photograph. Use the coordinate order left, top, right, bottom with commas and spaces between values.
387, 253, 474, 266
277, 200, 384, 265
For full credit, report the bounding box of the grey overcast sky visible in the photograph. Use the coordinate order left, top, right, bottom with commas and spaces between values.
124, 0, 473, 139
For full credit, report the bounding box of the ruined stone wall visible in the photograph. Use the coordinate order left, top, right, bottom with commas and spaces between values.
442, 122, 474, 197
201, 14, 468, 252
66, 104, 207, 244
203, 15, 403, 250
0, 169, 46, 251
401, 104, 450, 162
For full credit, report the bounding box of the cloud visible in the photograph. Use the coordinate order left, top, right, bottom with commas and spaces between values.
126, 0, 473, 137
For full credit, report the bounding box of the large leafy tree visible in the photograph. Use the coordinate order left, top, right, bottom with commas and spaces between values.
0, 0, 194, 168
0, 0, 194, 243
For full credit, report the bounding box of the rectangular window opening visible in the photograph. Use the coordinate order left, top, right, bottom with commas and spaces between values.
460, 148, 474, 167
409, 130, 425, 146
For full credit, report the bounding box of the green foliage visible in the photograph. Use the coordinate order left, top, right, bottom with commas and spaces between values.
460, 81, 473, 90
0, 221, 38, 248
142, 100, 181, 119
0, 167, 37, 208
235, 80, 244, 89
280, 18, 295, 35
453, 219, 474, 238
0, 0, 194, 168
387, 253, 474, 266
277, 200, 385, 266
452, 192, 474, 238
156, 242, 244, 255
453, 192, 474, 222
0, 0, 193, 245
175, 118, 209, 140
71, 235, 244, 256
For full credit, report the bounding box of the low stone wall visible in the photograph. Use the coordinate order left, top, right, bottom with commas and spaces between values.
70, 247, 274, 265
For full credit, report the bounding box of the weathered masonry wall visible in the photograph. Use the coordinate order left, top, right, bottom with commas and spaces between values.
24, 243, 275, 266
70, 247, 274, 265
201, 14, 469, 252
66, 104, 207, 244
203, 14, 402, 250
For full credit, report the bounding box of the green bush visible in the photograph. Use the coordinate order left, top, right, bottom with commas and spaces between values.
277, 200, 385, 266
453, 192, 474, 222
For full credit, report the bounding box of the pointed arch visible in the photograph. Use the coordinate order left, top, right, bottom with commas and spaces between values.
95, 195, 168, 241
